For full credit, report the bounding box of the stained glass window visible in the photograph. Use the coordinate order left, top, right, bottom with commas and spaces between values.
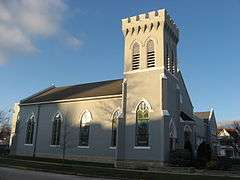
136, 101, 149, 146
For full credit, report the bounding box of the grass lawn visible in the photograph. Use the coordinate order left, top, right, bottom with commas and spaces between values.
0, 157, 239, 179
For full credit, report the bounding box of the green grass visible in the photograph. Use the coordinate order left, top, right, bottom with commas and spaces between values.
0, 157, 239, 180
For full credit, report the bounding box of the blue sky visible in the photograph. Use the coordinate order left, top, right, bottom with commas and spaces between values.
0, 0, 239, 121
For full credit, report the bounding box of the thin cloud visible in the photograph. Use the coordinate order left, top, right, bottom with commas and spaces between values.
65, 35, 82, 49
0, 0, 81, 64
0, 53, 6, 65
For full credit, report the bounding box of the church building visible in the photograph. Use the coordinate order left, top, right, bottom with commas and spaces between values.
10, 9, 217, 168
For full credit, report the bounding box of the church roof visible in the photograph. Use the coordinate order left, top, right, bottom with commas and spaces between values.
20, 79, 123, 104
194, 111, 211, 120
180, 111, 194, 121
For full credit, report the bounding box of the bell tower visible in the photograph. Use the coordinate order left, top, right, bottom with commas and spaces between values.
122, 9, 179, 75
117, 9, 181, 166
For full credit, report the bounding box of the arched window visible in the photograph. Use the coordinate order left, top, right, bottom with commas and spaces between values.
184, 125, 192, 153
25, 114, 35, 144
135, 101, 150, 147
146, 40, 155, 68
111, 110, 120, 147
169, 119, 177, 151
132, 42, 140, 70
51, 113, 62, 145
79, 110, 92, 146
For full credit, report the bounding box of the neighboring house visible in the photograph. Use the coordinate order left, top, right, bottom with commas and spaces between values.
10, 9, 217, 169
0, 125, 11, 145
217, 128, 240, 158
194, 110, 218, 155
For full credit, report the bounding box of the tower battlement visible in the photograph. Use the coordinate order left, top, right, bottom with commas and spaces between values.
122, 9, 179, 42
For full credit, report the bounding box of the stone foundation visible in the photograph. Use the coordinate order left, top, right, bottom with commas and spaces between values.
14, 153, 115, 164
115, 159, 167, 170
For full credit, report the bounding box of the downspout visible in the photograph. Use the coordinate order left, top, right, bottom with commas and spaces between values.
33, 104, 40, 158
115, 79, 127, 167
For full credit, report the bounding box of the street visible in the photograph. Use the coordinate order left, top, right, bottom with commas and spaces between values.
0, 167, 114, 180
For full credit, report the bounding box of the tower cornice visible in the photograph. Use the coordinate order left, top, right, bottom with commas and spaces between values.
121, 9, 179, 42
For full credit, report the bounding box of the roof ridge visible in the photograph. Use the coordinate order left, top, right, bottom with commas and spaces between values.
56, 78, 123, 89
194, 111, 211, 113
20, 85, 56, 103
20, 78, 123, 104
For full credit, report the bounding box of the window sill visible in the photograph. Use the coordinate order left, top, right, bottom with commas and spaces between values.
50, 145, 60, 147
134, 146, 151, 150
24, 144, 33, 146
109, 147, 116, 149
77, 146, 90, 149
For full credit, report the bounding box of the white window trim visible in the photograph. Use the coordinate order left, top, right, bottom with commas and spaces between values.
131, 98, 153, 113
134, 146, 151, 150
50, 145, 60, 147
27, 113, 35, 123
124, 67, 162, 75
80, 110, 92, 124
110, 108, 121, 120
109, 146, 116, 149
24, 143, 33, 146
161, 110, 170, 116
52, 111, 63, 122
77, 146, 90, 149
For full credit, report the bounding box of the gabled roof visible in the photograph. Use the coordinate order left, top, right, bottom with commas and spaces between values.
218, 128, 239, 138
21, 79, 123, 104
176, 70, 193, 108
194, 111, 211, 120
180, 111, 194, 121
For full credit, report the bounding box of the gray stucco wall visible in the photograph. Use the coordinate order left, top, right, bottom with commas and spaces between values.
14, 97, 122, 163
123, 69, 166, 162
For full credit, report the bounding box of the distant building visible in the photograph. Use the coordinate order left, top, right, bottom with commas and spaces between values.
10, 9, 217, 169
217, 128, 240, 158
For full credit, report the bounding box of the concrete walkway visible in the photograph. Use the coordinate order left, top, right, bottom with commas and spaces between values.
0, 167, 114, 180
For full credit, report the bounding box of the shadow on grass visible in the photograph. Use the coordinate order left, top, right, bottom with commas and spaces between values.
0, 157, 239, 180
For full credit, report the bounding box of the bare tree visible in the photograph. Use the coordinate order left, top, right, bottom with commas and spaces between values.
0, 110, 11, 144
232, 121, 240, 132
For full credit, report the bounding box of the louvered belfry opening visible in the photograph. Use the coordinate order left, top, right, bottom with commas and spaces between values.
166, 45, 171, 71
171, 50, 175, 74
132, 43, 140, 70
147, 40, 155, 68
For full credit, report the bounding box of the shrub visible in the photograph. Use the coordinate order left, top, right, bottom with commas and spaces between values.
169, 149, 192, 167
206, 160, 218, 170
216, 157, 232, 170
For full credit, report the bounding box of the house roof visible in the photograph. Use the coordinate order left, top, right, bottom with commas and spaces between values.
20, 79, 123, 104
194, 111, 211, 120
218, 128, 239, 138
226, 129, 239, 137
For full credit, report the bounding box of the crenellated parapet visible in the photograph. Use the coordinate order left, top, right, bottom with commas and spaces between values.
122, 9, 179, 43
